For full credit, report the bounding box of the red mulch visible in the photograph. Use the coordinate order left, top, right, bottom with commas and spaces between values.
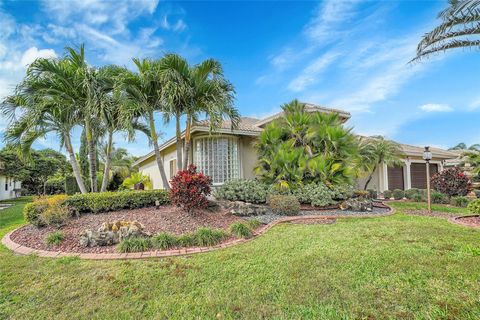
454, 216, 480, 228
10, 206, 243, 254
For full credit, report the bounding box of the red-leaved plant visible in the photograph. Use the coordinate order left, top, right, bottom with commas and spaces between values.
431, 167, 471, 197
169, 164, 212, 213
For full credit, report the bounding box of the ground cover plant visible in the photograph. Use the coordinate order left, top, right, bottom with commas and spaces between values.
1, 198, 479, 319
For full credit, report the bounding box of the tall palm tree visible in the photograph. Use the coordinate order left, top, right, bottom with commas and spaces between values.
118, 58, 170, 190
1, 60, 88, 193
358, 136, 404, 190
449, 142, 480, 151
412, 0, 480, 61
158, 54, 239, 171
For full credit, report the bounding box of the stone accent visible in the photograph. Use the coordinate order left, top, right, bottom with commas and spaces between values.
2, 205, 395, 260
79, 220, 148, 247
216, 200, 272, 216
339, 198, 373, 212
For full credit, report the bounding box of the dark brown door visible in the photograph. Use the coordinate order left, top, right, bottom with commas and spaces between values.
410, 163, 438, 189
388, 165, 404, 190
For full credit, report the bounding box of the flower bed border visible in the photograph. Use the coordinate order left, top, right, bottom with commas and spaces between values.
2, 205, 395, 260
448, 214, 480, 229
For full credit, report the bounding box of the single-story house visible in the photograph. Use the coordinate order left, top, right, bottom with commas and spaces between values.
0, 175, 21, 201
134, 103, 457, 193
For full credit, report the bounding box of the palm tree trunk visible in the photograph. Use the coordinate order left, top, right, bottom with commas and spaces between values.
64, 132, 88, 194
363, 164, 377, 190
182, 116, 192, 170
85, 119, 98, 192
148, 111, 170, 190
100, 131, 113, 192
175, 114, 183, 171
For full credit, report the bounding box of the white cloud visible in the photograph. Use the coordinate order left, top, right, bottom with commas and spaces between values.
20, 47, 56, 68
419, 103, 453, 112
288, 51, 340, 92
469, 97, 480, 111
160, 15, 187, 32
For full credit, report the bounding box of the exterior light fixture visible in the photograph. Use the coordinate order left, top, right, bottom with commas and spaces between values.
423, 146, 432, 213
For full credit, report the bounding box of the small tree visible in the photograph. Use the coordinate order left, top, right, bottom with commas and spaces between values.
169, 165, 212, 213
431, 167, 471, 197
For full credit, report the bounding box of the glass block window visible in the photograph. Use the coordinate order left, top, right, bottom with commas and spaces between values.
193, 136, 240, 185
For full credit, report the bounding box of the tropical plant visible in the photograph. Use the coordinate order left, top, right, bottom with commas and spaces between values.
158, 54, 239, 170
449, 142, 480, 151
118, 59, 170, 189
358, 136, 404, 190
431, 167, 471, 196
412, 0, 480, 61
255, 100, 358, 190
169, 164, 212, 213
1, 55, 88, 193
122, 172, 152, 190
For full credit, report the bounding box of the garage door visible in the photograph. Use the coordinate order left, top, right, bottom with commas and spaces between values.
388, 165, 404, 190
410, 163, 438, 189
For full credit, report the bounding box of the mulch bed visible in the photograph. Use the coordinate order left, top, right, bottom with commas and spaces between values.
10, 206, 242, 254
453, 215, 480, 228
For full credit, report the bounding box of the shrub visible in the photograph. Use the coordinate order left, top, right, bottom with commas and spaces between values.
122, 172, 152, 190
367, 189, 378, 199
431, 191, 449, 204
215, 179, 269, 204
45, 231, 64, 246
405, 188, 421, 200
246, 219, 262, 229
268, 195, 300, 215
392, 189, 405, 200
230, 222, 253, 238
354, 190, 370, 198
194, 228, 228, 246
411, 193, 424, 202
63, 190, 169, 215
450, 196, 469, 208
431, 167, 471, 197
474, 190, 480, 198
24, 195, 70, 227
45, 176, 65, 195
151, 232, 178, 250
176, 233, 197, 247
117, 237, 152, 253
169, 164, 212, 213
383, 190, 392, 199
292, 183, 336, 207
467, 199, 480, 214
65, 175, 81, 195
330, 184, 355, 201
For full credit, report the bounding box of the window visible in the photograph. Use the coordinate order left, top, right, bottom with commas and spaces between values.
169, 159, 177, 178
194, 136, 240, 185
5, 178, 8, 191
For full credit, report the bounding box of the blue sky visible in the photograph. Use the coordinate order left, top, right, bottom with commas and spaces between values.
0, 0, 479, 156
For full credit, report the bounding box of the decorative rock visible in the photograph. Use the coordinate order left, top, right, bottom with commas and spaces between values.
215, 200, 272, 216
339, 198, 373, 212
80, 220, 148, 247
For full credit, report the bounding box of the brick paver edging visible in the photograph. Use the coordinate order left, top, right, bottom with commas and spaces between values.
448, 214, 480, 229
2, 205, 395, 260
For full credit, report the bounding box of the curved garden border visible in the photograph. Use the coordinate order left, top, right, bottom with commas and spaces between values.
448, 215, 480, 229
2, 205, 395, 260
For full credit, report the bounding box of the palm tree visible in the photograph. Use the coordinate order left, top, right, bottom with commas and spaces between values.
412, 0, 480, 61
449, 142, 480, 151
358, 136, 404, 190
255, 100, 358, 189
1, 60, 88, 193
158, 54, 239, 171
118, 58, 170, 190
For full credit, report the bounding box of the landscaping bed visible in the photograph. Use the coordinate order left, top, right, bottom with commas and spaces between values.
452, 215, 480, 228
10, 205, 242, 253
244, 206, 391, 224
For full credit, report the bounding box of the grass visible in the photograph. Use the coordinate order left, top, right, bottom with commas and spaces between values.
0, 198, 479, 319
44, 231, 64, 246
389, 200, 471, 215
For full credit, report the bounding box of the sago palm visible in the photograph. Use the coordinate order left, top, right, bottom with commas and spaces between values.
412, 0, 480, 61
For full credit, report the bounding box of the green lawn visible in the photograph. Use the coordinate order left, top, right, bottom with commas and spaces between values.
1, 199, 479, 319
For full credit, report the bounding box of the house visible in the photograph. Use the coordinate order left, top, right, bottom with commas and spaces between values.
134, 103, 457, 193
0, 175, 21, 200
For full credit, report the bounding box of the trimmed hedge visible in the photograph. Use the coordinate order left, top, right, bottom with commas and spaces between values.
268, 195, 300, 215
392, 189, 405, 200
215, 179, 269, 204
468, 199, 480, 214
64, 190, 170, 215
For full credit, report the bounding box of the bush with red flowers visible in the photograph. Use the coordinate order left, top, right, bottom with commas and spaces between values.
169, 164, 212, 213
431, 167, 471, 197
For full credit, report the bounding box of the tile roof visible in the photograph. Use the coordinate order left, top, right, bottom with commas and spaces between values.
194, 117, 263, 132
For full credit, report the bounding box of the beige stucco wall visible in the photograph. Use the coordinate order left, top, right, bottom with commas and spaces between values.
240, 136, 257, 179
137, 143, 180, 189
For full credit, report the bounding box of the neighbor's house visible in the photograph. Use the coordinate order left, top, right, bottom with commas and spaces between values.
134, 103, 457, 193
0, 175, 21, 200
